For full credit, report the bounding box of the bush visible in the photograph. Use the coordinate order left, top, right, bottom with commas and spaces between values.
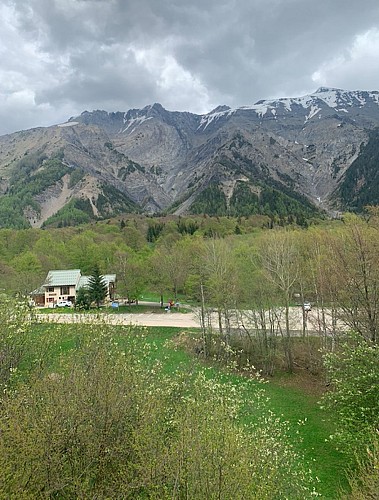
321, 333, 379, 455
347, 432, 379, 499
75, 287, 92, 310
0, 294, 32, 391
0, 321, 319, 498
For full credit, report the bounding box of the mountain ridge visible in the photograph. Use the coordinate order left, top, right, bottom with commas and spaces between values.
1, 87, 379, 228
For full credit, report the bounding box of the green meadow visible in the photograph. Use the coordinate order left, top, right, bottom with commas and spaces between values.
14, 323, 348, 498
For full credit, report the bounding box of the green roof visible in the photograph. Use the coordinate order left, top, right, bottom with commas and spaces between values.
77, 274, 116, 290
77, 276, 90, 289
103, 274, 116, 283
43, 269, 81, 287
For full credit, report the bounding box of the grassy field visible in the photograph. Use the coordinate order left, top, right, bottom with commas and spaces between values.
24, 323, 349, 498
134, 328, 349, 498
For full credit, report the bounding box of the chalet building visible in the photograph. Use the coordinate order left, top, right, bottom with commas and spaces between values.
41, 269, 116, 307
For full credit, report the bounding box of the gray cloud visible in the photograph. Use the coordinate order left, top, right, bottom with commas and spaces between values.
1, 0, 379, 134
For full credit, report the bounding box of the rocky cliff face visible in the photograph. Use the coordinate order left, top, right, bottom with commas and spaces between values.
1, 87, 379, 227
70, 88, 379, 210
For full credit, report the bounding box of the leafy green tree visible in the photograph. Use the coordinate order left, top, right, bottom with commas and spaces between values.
75, 287, 92, 310
70, 231, 99, 273
11, 250, 42, 274
203, 238, 240, 337
32, 232, 68, 271
156, 235, 192, 301
115, 249, 147, 303
87, 264, 108, 308
121, 222, 146, 251
321, 333, 379, 456
148, 247, 172, 307
10, 250, 44, 296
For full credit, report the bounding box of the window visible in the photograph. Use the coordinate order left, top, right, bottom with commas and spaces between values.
61, 286, 69, 295
47, 287, 54, 293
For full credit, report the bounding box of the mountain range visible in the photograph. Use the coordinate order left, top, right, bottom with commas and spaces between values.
1, 87, 379, 228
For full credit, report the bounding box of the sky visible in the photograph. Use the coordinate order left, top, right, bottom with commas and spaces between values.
1, 0, 379, 135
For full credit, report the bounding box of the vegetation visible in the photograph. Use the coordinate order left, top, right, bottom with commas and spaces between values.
75, 286, 92, 310
0, 153, 71, 229
0, 293, 32, 392
42, 198, 93, 227
146, 220, 165, 242
8, 150, 49, 185
1, 212, 379, 495
117, 159, 146, 179
68, 167, 85, 188
86, 264, 108, 308
95, 183, 140, 218
0, 150, 141, 229
321, 333, 379, 455
229, 181, 260, 216
0, 310, 319, 498
191, 184, 228, 215
9, 157, 70, 198
337, 128, 379, 210
347, 432, 379, 498
190, 181, 319, 225
0, 195, 32, 229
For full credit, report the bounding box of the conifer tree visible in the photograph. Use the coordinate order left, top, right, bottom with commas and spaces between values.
87, 264, 108, 308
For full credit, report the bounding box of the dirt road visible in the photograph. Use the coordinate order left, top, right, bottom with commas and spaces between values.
39, 311, 201, 328
37, 306, 346, 334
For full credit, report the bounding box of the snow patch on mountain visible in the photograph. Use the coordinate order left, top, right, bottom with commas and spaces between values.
198, 88, 379, 128
197, 110, 231, 130
58, 121, 79, 128
122, 116, 152, 133
305, 105, 321, 122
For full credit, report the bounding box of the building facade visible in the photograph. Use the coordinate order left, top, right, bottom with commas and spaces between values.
42, 269, 116, 307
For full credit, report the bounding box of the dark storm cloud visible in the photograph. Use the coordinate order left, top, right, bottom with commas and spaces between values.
1, 0, 379, 134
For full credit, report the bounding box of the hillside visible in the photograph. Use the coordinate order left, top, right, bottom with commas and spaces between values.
1, 87, 379, 228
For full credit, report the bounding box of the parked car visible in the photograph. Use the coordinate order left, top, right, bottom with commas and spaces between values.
55, 300, 73, 308
303, 302, 312, 312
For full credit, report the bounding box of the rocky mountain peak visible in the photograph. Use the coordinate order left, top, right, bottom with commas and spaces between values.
208, 105, 231, 114
2, 87, 379, 228
314, 86, 344, 94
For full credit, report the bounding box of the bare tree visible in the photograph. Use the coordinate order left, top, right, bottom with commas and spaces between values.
258, 230, 300, 372
328, 216, 379, 343
203, 239, 239, 344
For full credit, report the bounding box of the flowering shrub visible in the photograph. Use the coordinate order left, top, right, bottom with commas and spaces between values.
321, 333, 379, 456
0, 315, 319, 498
0, 294, 32, 392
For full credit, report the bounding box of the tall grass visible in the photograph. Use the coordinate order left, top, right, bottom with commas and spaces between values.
19, 323, 348, 497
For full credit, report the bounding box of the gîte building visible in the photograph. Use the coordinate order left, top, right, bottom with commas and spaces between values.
38, 269, 116, 307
